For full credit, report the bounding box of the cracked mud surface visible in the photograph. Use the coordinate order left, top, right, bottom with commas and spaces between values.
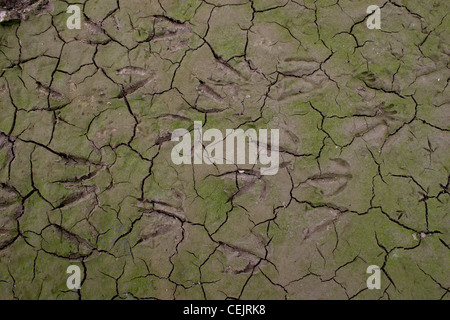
0, 0, 449, 300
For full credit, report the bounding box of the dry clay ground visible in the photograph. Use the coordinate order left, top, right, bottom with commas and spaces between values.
0, 0, 449, 300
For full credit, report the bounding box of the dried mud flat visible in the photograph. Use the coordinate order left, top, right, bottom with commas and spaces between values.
0, 0, 449, 299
